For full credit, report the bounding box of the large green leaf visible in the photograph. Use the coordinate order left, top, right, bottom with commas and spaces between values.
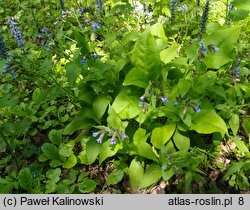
150, 23, 167, 41
107, 170, 124, 185
107, 106, 127, 132
66, 62, 82, 85
73, 28, 90, 55
160, 44, 179, 64
123, 29, 161, 88
178, 79, 191, 97
63, 109, 96, 135
59, 141, 75, 157
62, 154, 77, 169
112, 90, 141, 119
204, 27, 241, 69
228, 114, 239, 136
190, 110, 228, 134
78, 180, 97, 193
18, 168, 33, 192
139, 164, 162, 189
41, 143, 60, 160
173, 131, 190, 152
234, 0, 250, 11
48, 129, 62, 146
99, 141, 122, 164
86, 139, 102, 164
0, 94, 18, 108
93, 95, 111, 119
128, 159, 144, 189
151, 124, 176, 149
133, 128, 158, 161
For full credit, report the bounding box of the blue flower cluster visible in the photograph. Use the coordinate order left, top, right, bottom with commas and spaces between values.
227, 0, 235, 26
92, 22, 101, 31
81, 52, 99, 65
194, 106, 201, 113
42, 27, 52, 39
8, 18, 25, 48
169, 0, 178, 21
96, 0, 104, 13
199, 0, 210, 35
0, 36, 7, 59
178, 4, 188, 12
2, 59, 17, 79
198, 41, 219, 61
231, 66, 241, 83
92, 129, 127, 145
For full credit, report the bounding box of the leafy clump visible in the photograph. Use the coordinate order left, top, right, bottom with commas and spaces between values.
0, 0, 249, 194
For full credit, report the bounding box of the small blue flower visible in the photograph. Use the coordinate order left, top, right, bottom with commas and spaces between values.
235, 66, 240, 71
140, 95, 145, 101
195, 106, 201, 113
138, 101, 143, 107
121, 133, 127, 140
61, 10, 66, 15
161, 97, 169, 103
96, 136, 103, 143
178, 4, 188, 12
237, 58, 241, 63
110, 137, 116, 145
90, 52, 99, 60
199, 41, 205, 47
201, 48, 207, 53
10, 70, 15, 76
81, 56, 87, 64
162, 165, 167, 171
92, 22, 101, 31
213, 47, 219, 52
92, 132, 99, 137
174, 101, 178, 106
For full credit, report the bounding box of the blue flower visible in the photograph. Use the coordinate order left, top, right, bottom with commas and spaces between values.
120, 133, 127, 140
213, 47, 219, 52
140, 95, 145, 101
199, 41, 205, 47
8, 18, 25, 48
201, 48, 207, 53
92, 22, 101, 31
199, 0, 210, 35
178, 4, 188, 12
174, 101, 178, 106
10, 70, 15, 76
195, 106, 201, 113
42, 27, 52, 39
237, 58, 241, 63
90, 52, 99, 60
110, 137, 117, 145
169, 0, 178, 21
96, 136, 103, 143
161, 97, 169, 103
81, 56, 87, 64
96, 0, 104, 12
138, 101, 143, 107
92, 132, 99, 137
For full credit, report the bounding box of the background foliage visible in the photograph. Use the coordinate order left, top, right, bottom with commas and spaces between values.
0, 0, 250, 193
